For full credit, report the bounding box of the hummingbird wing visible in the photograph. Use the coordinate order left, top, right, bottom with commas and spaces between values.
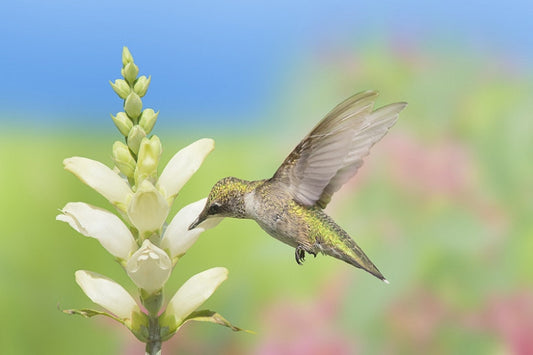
272, 90, 407, 208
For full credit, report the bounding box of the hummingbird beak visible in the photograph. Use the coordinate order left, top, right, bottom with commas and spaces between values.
188, 210, 207, 230
188, 217, 202, 230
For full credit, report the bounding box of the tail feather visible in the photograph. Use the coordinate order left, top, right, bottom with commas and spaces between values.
321, 238, 388, 283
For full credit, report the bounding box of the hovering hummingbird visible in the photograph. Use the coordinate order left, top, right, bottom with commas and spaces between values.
189, 90, 406, 282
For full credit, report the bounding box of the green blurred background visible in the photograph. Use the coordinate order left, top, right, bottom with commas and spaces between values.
1, 1, 533, 354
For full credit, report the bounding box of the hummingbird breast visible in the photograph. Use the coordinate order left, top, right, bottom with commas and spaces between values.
244, 182, 311, 249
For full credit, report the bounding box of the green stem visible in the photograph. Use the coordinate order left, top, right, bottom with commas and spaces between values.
145, 316, 162, 355
142, 290, 163, 354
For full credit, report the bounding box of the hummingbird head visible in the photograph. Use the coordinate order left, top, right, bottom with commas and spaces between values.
188, 177, 252, 230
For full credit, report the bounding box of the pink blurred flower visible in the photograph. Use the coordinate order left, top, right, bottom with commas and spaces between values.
386, 288, 451, 353
478, 291, 533, 355
382, 133, 474, 197
254, 273, 358, 355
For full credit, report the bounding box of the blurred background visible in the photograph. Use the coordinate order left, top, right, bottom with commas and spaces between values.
1, 1, 532, 354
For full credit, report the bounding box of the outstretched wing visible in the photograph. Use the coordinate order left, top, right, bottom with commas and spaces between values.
272, 90, 407, 208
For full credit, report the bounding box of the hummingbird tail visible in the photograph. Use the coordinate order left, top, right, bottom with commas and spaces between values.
321, 239, 388, 283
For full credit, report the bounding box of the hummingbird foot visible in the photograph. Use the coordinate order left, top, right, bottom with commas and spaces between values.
295, 245, 306, 265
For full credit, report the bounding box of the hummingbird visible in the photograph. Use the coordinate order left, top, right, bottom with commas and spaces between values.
189, 90, 406, 282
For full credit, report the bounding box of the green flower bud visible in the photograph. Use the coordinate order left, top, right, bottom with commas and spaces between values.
124, 92, 142, 121
122, 46, 134, 66
135, 135, 162, 184
133, 75, 151, 97
123, 62, 139, 85
139, 108, 159, 134
111, 112, 133, 136
127, 125, 146, 156
110, 79, 131, 99
112, 141, 136, 178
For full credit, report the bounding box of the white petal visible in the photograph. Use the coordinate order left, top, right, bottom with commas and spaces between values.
75, 270, 139, 320
165, 267, 228, 323
57, 202, 137, 260
157, 138, 214, 201
127, 180, 169, 235
161, 198, 222, 258
126, 240, 172, 293
64, 157, 132, 210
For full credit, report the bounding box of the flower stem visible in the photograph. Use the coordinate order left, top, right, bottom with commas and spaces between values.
145, 315, 162, 355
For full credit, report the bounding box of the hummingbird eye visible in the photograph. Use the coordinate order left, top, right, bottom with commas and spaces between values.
208, 202, 222, 214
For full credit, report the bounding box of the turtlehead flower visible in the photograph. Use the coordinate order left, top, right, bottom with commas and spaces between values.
63, 157, 132, 212
127, 125, 146, 155
127, 180, 169, 236
139, 108, 158, 134
158, 138, 215, 204
135, 136, 161, 184
111, 112, 133, 136
122, 47, 133, 66
126, 240, 172, 294
122, 62, 139, 85
133, 75, 151, 97
112, 141, 136, 178
161, 267, 228, 332
110, 79, 131, 99
60, 47, 244, 354
162, 198, 222, 260
57, 202, 136, 260
75, 270, 140, 321
125, 91, 142, 119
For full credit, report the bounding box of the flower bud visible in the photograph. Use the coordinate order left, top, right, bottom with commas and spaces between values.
127, 125, 146, 156
139, 108, 159, 134
127, 180, 169, 236
126, 240, 171, 294
135, 136, 161, 184
125, 92, 142, 121
111, 112, 133, 136
112, 141, 136, 178
122, 46, 134, 66
133, 75, 151, 97
123, 62, 139, 84
109, 79, 131, 99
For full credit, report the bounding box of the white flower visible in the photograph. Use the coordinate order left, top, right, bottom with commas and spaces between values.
163, 267, 228, 324
64, 157, 132, 211
127, 180, 169, 235
157, 139, 214, 204
161, 198, 222, 259
57, 202, 137, 260
126, 240, 172, 293
134, 136, 161, 184
75, 270, 139, 320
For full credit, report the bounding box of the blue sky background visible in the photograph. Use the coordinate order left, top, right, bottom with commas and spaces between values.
1, 1, 532, 127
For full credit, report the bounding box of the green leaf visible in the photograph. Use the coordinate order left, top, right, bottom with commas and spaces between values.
61, 306, 150, 342
61, 307, 123, 324
183, 310, 254, 334
160, 309, 252, 342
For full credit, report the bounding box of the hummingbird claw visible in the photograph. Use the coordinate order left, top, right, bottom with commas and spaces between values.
295, 245, 306, 265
